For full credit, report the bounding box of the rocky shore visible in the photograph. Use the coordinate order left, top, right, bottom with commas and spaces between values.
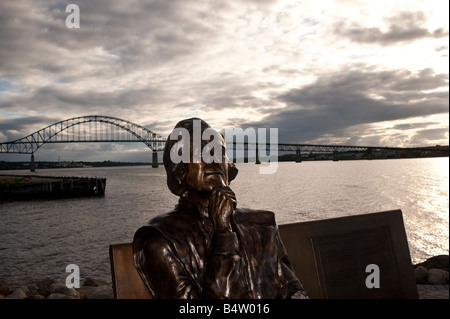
1, 255, 447, 299
413, 255, 449, 285
0, 277, 113, 299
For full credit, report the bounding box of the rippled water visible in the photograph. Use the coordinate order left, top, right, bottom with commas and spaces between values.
0, 158, 448, 285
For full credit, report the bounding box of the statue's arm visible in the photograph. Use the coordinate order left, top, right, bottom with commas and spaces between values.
134, 229, 202, 299
202, 230, 248, 298
202, 187, 249, 298
134, 228, 248, 299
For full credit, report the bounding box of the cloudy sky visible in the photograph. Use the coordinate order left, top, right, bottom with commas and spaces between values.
0, 0, 448, 162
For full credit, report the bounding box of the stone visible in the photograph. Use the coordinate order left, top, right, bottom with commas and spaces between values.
27, 294, 46, 299
27, 284, 40, 296
415, 255, 449, 271
47, 293, 77, 299
0, 279, 10, 296
6, 289, 27, 299
427, 269, 449, 285
76, 285, 113, 299
83, 277, 109, 287
49, 283, 80, 298
76, 286, 96, 299
36, 278, 58, 297
414, 266, 429, 284
9, 284, 29, 296
89, 285, 113, 299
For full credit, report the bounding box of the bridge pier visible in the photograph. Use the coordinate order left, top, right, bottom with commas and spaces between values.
367, 148, 374, 160
255, 148, 261, 164
30, 154, 36, 172
332, 151, 340, 162
295, 150, 302, 163
152, 150, 158, 168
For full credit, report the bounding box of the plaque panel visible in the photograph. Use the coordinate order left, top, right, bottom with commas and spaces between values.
312, 226, 401, 298
278, 210, 419, 299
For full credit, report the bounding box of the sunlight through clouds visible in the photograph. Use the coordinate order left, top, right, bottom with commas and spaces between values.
0, 0, 448, 161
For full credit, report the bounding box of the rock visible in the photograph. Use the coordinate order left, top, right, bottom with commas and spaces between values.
36, 278, 58, 297
27, 294, 46, 299
47, 293, 77, 299
415, 255, 449, 271
27, 284, 40, 296
0, 277, 113, 299
9, 284, 29, 296
427, 269, 449, 285
49, 283, 80, 298
76, 285, 113, 299
89, 285, 113, 299
6, 289, 27, 299
76, 286, 95, 299
414, 266, 428, 284
82, 277, 109, 287
0, 279, 10, 296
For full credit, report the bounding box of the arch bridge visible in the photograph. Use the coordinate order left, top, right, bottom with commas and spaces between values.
1, 115, 444, 170
0, 115, 167, 169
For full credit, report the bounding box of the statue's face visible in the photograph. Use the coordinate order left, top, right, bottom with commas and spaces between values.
183, 135, 229, 194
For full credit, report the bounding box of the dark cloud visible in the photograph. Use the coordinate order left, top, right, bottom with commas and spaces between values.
411, 128, 449, 145
0, 115, 60, 141
0, 0, 277, 130
335, 11, 448, 45
0, 1, 448, 159
392, 122, 439, 130
245, 67, 448, 145
0, 0, 224, 76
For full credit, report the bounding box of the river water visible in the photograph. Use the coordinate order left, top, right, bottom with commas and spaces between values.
0, 158, 448, 285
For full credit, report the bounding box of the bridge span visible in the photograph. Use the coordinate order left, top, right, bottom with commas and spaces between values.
0, 115, 444, 170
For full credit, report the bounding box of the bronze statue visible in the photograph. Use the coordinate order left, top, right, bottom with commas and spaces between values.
133, 118, 308, 299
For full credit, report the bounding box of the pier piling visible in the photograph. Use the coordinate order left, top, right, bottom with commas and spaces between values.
30, 154, 36, 172
152, 150, 158, 168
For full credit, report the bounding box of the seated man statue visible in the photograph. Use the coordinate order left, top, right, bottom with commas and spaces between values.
133, 118, 308, 299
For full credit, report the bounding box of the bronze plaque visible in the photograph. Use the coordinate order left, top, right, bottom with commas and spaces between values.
279, 210, 419, 299
312, 226, 400, 298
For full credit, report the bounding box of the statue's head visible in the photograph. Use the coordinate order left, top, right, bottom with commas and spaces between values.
163, 118, 238, 198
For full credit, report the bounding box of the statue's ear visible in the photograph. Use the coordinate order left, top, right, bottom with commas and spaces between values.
167, 163, 187, 197
175, 163, 187, 189
228, 162, 238, 183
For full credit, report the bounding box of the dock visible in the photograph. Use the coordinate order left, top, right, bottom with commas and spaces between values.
0, 174, 106, 201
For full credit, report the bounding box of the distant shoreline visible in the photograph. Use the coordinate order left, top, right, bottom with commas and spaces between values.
0, 160, 152, 171
0, 155, 448, 171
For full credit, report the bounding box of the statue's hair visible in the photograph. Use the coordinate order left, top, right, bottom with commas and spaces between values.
163, 118, 238, 197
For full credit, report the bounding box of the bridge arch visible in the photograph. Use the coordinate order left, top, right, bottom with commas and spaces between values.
0, 115, 167, 155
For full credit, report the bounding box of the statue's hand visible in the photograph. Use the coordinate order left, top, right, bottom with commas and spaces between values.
208, 186, 236, 233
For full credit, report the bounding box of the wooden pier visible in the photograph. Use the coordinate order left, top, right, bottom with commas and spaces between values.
0, 175, 106, 201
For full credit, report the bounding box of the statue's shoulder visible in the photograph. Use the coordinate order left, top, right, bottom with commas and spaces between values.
134, 209, 195, 242
147, 209, 184, 226
234, 208, 276, 226
133, 210, 187, 254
